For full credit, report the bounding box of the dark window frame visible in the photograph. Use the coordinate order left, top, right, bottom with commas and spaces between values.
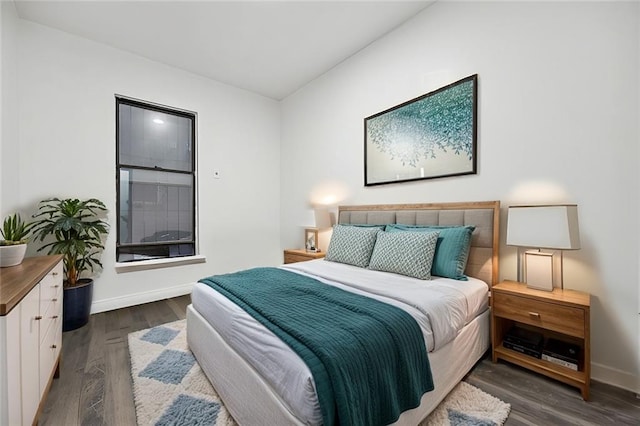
115, 96, 197, 262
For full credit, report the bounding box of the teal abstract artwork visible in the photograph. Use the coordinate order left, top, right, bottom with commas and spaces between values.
365, 75, 477, 186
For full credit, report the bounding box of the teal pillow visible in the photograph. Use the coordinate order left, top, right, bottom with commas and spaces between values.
368, 231, 439, 280
385, 224, 475, 280
325, 224, 380, 268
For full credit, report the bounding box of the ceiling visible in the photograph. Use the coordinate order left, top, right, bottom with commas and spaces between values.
14, 1, 433, 100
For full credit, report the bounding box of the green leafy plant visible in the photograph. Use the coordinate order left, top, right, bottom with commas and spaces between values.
0, 213, 34, 246
31, 198, 109, 287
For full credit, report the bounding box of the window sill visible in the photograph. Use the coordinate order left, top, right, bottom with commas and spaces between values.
115, 254, 206, 273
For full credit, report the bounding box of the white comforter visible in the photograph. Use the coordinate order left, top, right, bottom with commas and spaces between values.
191, 259, 488, 425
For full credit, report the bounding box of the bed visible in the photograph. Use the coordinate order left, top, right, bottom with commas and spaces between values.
187, 201, 500, 425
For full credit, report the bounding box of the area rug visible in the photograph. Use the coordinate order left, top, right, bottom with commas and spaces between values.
129, 320, 510, 426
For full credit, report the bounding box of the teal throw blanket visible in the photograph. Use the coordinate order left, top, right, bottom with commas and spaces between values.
199, 267, 433, 426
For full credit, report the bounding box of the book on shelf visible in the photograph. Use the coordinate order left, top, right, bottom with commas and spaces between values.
543, 338, 580, 370
504, 326, 544, 348
502, 326, 544, 359
541, 353, 578, 370
503, 340, 543, 358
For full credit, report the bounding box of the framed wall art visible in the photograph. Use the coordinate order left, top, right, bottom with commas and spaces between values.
364, 74, 478, 186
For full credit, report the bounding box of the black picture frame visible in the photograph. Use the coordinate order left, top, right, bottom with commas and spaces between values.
364, 74, 478, 186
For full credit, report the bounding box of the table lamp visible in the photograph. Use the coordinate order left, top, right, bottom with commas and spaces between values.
506, 204, 580, 291
304, 208, 332, 253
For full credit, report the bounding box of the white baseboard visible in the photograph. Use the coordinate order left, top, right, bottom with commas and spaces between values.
90, 282, 194, 314
592, 362, 640, 394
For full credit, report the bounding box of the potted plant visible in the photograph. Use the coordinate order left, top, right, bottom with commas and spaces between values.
31, 198, 109, 331
0, 213, 34, 267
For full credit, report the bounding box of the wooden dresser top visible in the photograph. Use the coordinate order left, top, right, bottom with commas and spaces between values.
0, 255, 63, 316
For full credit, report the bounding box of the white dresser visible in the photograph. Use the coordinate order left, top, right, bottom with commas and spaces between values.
0, 255, 63, 426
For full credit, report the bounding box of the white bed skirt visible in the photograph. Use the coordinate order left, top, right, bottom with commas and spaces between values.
186, 304, 490, 425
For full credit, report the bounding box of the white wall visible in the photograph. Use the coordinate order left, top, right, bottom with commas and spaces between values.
281, 2, 640, 391
14, 19, 281, 310
0, 2, 20, 423
1, 0, 20, 216
637, 0, 640, 390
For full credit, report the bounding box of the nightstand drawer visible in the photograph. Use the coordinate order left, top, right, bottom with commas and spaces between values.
283, 249, 325, 264
493, 292, 585, 338
284, 253, 316, 263
285, 254, 313, 264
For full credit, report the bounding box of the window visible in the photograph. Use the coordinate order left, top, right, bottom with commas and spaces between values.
116, 97, 196, 262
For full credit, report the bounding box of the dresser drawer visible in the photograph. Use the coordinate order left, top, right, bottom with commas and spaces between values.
40, 297, 62, 346
39, 314, 61, 398
493, 292, 585, 338
40, 261, 63, 304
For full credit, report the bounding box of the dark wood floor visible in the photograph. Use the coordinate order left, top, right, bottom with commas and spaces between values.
40, 296, 639, 426
466, 356, 640, 425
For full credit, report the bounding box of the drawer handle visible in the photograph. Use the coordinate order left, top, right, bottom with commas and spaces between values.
52, 272, 59, 276
35, 316, 42, 320
51, 315, 59, 319
51, 344, 57, 349
53, 284, 60, 288
52, 298, 58, 302
528, 311, 541, 318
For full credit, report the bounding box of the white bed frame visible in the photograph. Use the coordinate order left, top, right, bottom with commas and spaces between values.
187, 201, 500, 425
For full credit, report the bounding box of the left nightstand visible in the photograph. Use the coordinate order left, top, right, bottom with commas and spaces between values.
283, 249, 325, 264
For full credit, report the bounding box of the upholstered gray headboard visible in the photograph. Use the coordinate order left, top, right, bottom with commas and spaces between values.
338, 201, 500, 286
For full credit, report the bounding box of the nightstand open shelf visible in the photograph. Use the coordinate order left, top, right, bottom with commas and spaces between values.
494, 343, 587, 385
491, 281, 591, 400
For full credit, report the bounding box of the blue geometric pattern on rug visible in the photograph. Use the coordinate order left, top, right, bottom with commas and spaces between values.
140, 325, 180, 346
139, 349, 196, 384
155, 394, 221, 426
130, 319, 510, 426
448, 408, 497, 426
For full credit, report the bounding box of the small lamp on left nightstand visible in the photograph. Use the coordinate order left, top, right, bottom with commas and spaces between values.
304, 208, 332, 253
507, 204, 581, 291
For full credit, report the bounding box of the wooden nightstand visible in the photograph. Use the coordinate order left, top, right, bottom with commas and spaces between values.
491, 281, 591, 399
283, 249, 325, 264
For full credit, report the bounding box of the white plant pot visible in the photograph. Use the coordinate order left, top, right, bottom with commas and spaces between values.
0, 243, 27, 267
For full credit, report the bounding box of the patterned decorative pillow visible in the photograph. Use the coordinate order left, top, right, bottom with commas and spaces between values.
325, 225, 381, 268
368, 231, 439, 280
385, 224, 475, 280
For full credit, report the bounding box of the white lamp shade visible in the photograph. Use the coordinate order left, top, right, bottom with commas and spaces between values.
303, 208, 332, 230
507, 205, 580, 250
314, 208, 332, 230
